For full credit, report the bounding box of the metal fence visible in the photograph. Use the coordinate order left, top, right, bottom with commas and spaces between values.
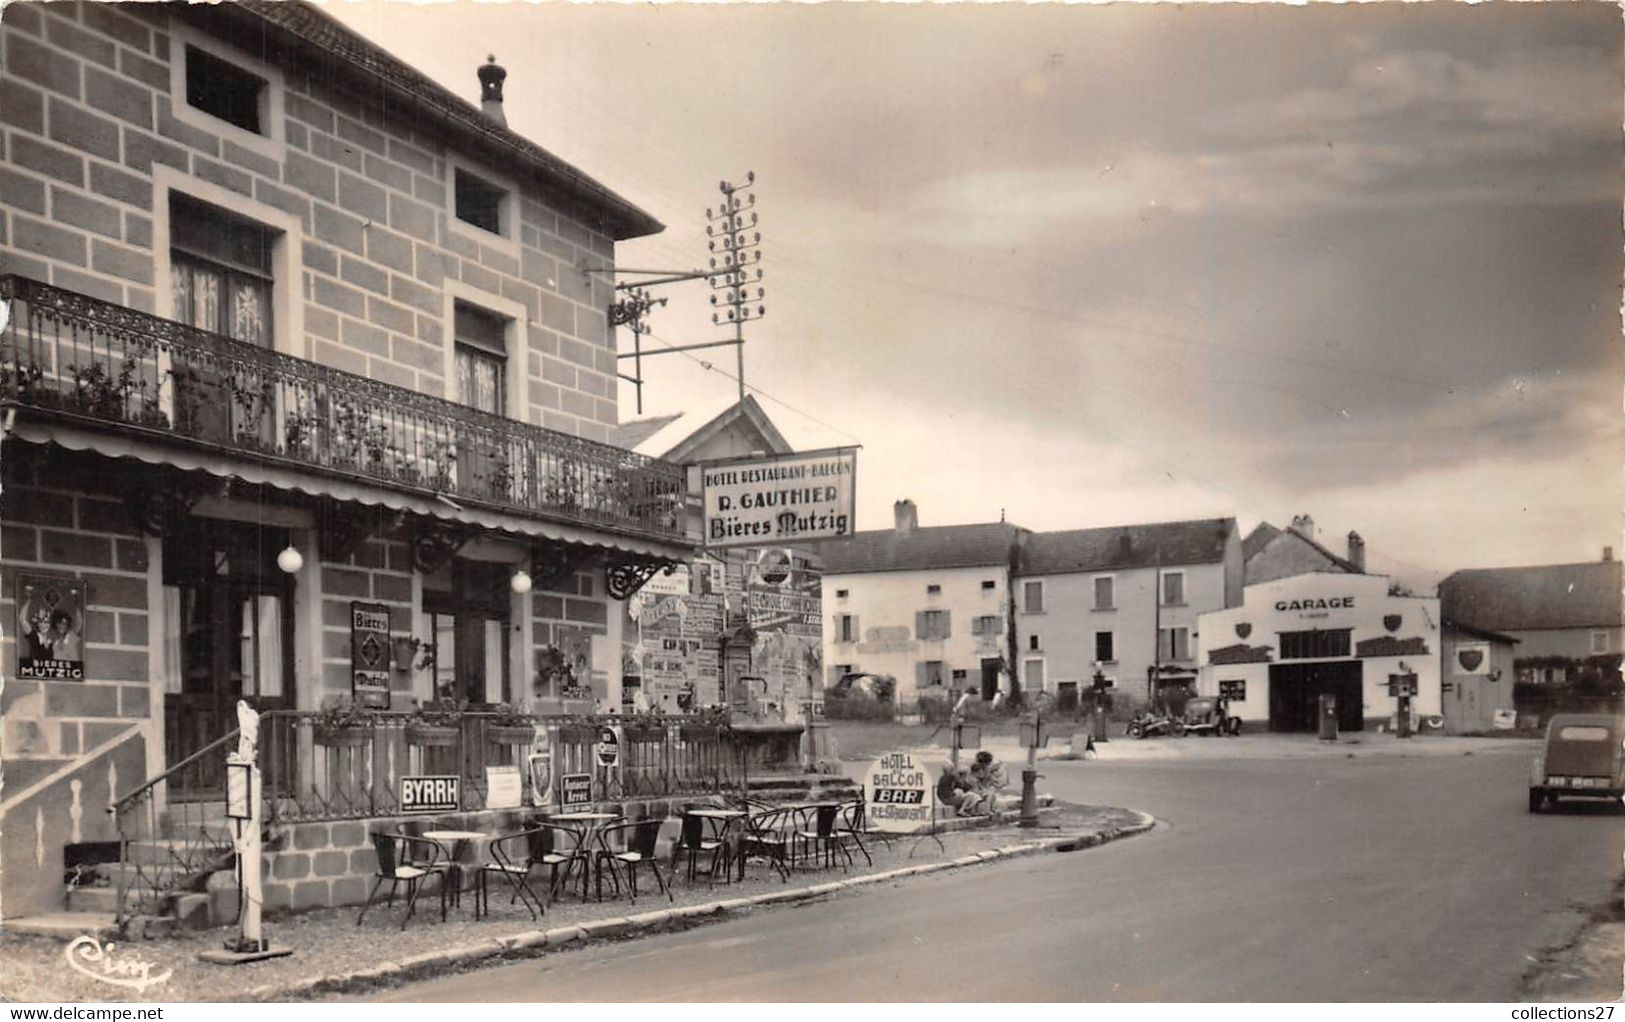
258, 711, 741, 824
0, 274, 686, 542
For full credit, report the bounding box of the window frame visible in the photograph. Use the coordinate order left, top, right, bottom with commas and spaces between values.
1023, 580, 1045, 615
923, 660, 946, 687
445, 154, 522, 260
1159, 626, 1193, 662
1092, 574, 1115, 611
836, 613, 857, 644
167, 20, 286, 162
1161, 569, 1186, 607
1094, 630, 1115, 664
926, 583, 942, 596
154, 167, 303, 358
919, 609, 950, 641
441, 281, 529, 424
1591, 630, 1610, 654
1023, 656, 1046, 693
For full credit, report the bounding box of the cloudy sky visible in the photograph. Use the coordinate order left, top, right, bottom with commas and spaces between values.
333, 1, 1622, 588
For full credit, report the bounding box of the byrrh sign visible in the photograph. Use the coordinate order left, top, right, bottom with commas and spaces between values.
701, 447, 857, 548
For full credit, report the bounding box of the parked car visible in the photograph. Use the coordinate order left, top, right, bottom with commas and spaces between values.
1529, 713, 1625, 812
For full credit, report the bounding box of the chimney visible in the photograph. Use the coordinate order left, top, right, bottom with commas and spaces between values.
894, 499, 918, 537
477, 56, 507, 127
1347, 531, 1365, 571
1289, 514, 1316, 540
1605, 546, 1615, 562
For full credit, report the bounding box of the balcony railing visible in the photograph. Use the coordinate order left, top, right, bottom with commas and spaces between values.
0, 275, 686, 542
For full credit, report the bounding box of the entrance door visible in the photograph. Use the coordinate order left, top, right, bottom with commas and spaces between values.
1267, 661, 1363, 732
163, 521, 294, 799
980, 658, 1001, 701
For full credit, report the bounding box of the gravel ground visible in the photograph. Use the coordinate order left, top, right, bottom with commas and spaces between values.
0, 804, 1141, 1003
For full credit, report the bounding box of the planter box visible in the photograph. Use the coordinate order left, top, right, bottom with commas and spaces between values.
557, 725, 597, 744
405, 724, 460, 748
621, 726, 667, 743
315, 726, 373, 749
486, 724, 536, 745
678, 725, 719, 742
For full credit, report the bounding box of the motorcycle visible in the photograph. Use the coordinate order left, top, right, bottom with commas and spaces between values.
1126, 711, 1184, 739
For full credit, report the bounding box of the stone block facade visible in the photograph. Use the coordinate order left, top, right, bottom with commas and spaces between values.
0, 0, 624, 442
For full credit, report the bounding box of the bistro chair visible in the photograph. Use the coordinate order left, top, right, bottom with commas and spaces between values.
593, 819, 672, 906
837, 800, 874, 866
533, 821, 594, 905
793, 804, 852, 873
736, 806, 795, 882
357, 831, 449, 929
478, 826, 547, 921
671, 810, 729, 885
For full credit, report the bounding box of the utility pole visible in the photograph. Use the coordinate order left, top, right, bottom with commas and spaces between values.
601, 172, 766, 412
707, 171, 766, 401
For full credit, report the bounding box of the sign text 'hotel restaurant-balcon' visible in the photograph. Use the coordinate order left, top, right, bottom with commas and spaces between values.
701, 447, 858, 548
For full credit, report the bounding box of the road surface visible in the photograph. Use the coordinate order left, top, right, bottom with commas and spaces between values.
372, 743, 1621, 1001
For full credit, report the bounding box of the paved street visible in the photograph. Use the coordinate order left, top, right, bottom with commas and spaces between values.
373, 741, 1621, 1001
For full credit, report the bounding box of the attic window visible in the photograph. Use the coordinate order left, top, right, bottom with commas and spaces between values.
185, 45, 266, 135
926, 584, 942, 596
455, 168, 508, 235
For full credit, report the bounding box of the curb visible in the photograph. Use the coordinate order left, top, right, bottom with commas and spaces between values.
250, 809, 1156, 1001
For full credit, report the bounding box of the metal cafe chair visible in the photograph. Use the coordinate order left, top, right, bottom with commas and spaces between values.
837, 799, 874, 866
793, 804, 852, 873
533, 821, 594, 905
736, 806, 795, 882
672, 810, 729, 885
593, 819, 673, 906
356, 831, 449, 929
478, 826, 547, 921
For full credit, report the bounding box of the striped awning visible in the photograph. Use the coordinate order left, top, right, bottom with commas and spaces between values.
7, 420, 693, 563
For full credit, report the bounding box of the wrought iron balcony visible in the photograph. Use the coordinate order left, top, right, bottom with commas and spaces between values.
0, 275, 686, 543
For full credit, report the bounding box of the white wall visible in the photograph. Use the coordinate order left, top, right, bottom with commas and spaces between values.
824, 565, 1010, 704
1198, 572, 1443, 729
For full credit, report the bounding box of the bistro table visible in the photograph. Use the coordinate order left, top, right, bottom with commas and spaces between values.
422, 829, 489, 917
547, 811, 621, 902
686, 807, 748, 881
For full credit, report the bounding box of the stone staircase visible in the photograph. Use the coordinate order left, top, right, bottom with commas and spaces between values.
6, 813, 244, 941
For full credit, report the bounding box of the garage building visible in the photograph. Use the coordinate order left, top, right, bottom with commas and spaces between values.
1197, 572, 1441, 732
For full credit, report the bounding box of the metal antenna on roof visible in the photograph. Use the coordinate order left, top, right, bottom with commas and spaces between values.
595, 172, 765, 414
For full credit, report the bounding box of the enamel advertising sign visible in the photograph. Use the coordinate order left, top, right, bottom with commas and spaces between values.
700, 447, 857, 548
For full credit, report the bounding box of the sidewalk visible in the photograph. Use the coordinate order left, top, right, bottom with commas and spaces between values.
0, 803, 1151, 1003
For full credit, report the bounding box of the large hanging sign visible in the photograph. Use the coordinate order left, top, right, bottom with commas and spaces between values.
15, 575, 87, 679
700, 447, 857, 548
863, 751, 937, 834
350, 601, 392, 709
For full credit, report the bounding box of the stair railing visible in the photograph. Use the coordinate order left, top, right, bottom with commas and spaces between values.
108, 728, 240, 927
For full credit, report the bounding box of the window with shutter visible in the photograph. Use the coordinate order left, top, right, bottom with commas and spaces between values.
1024, 581, 1044, 614
1162, 571, 1186, 606
1095, 631, 1114, 662
1093, 576, 1114, 610
454, 303, 509, 416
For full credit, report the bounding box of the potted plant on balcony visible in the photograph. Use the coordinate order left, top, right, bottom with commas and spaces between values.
621, 706, 669, 744
405, 699, 462, 748
679, 704, 729, 743
313, 697, 376, 748
485, 702, 537, 746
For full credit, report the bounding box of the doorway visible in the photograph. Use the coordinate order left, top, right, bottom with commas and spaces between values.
1267, 660, 1363, 732
162, 519, 294, 799
979, 658, 1001, 701
422, 558, 513, 706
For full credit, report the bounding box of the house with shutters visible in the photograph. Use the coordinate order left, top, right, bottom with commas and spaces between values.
819, 500, 1026, 709
1013, 518, 1242, 706
0, 0, 692, 932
